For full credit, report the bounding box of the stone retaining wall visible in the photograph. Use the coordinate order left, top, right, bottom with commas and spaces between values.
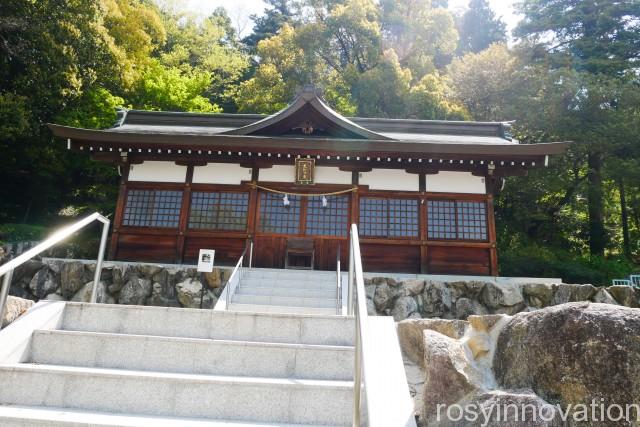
364, 276, 639, 320
8, 258, 231, 309
7, 258, 639, 318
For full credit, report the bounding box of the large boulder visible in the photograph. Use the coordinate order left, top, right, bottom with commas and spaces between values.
494, 303, 640, 419
176, 278, 214, 308
433, 390, 562, 427
391, 295, 419, 321
118, 276, 152, 305
28, 267, 58, 298
421, 329, 481, 424
523, 283, 555, 308
421, 281, 452, 318
1, 296, 34, 327
397, 318, 467, 366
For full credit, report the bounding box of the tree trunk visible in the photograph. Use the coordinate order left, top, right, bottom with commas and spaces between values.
587, 150, 606, 256
618, 179, 631, 258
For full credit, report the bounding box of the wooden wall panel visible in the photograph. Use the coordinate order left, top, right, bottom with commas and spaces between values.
361, 243, 421, 273
116, 234, 177, 263
427, 246, 490, 275
254, 236, 287, 269
183, 236, 246, 266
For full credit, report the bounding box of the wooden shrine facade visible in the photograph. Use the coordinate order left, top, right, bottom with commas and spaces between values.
50, 85, 569, 275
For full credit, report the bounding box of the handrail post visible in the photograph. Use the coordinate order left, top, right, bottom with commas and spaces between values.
249, 240, 253, 269
347, 235, 355, 316
336, 245, 341, 315
90, 220, 110, 304
0, 270, 14, 331
353, 311, 362, 427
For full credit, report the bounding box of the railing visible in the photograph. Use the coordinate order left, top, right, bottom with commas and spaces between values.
336, 245, 342, 315
222, 239, 252, 310
347, 223, 370, 426
0, 212, 110, 330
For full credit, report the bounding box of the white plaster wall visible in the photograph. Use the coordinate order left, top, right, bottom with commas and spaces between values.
258, 165, 295, 182
359, 169, 419, 192
426, 171, 486, 194
192, 163, 251, 185
128, 161, 187, 183
314, 166, 352, 185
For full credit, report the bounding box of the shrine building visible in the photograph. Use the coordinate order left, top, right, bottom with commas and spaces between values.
49, 85, 568, 275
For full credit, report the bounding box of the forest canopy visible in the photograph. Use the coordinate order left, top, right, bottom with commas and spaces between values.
0, 0, 639, 283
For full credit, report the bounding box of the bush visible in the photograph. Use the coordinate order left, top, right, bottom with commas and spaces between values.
499, 243, 636, 286
0, 223, 47, 244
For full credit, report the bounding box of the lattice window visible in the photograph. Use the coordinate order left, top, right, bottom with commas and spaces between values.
457, 201, 487, 240
122, 189, 183, 228
359, 197, 419, 238
427, 199, 487, 240
188, 191, 249, 231
258, 192, 301, 234
389, 199, 419, 237
306, 195, 349, 236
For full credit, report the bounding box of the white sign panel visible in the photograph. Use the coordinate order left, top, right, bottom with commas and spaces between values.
197, 249, 215, 273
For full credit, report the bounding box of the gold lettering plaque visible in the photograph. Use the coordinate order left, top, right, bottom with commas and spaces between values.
295, 158, 315, 185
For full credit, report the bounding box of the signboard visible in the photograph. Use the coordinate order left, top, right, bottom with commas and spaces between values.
197, 249, 215, 273
295, 158, 315, 185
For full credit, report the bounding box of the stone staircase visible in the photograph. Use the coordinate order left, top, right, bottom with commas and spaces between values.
0, 302, 355, 426
227, 268, 344, 315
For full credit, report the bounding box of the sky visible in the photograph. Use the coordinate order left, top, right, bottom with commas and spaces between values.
183, 0, 522, 37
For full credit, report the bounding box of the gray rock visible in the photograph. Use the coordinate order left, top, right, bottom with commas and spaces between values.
523, 283, 554, 307
137, 264, 164, 278
481, 282, 524, 310
391, 295, 418, 321
434, 390, 562, 427
551, 283, 573, 305
607, 285, 639, 307
176, 278, 204, 308
397, 319, 468, 366
119, 276, 152, 305
28, 267, 58, 299
591, 288, 617, 305
60, 261, 86, 297
402, 279, 425, 296
373, 283, 399, 312
494, 303, 640, 418
110, 264, 131, 293
44, 293, 65, 301
71, 281, 113, 303
570, 284, 597, 302
455, 297, 488, 319
149, 281, 180, 307
1, 296, 34, 328
421, 281, 452, 318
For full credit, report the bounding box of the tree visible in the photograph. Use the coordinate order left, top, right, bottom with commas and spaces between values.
448, 43, 518, 121
380, 0, 458, 77
456, 0, 506, 55
243, 0, 295, 49
514, 0, 640, 76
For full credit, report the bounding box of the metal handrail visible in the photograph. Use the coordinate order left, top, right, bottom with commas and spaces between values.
336, 245, 342, 315
347, 223, 371, 426
224, 240, 251, 309
0, 212, 110, 330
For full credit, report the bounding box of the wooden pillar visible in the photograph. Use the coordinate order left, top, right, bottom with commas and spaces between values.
419, 173, 428, 273
176, 165, 194, 263
487, 194, 498, 276
109, 160, 129, 260
246, 168, 259, 267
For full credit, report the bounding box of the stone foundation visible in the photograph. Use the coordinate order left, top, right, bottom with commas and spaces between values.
364, 276, 639, 321
7, 258, 231, 309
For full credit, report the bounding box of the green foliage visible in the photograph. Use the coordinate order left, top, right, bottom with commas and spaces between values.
455, 0, 506, 55
0, 224, 47, 244
243, 0, 295, 49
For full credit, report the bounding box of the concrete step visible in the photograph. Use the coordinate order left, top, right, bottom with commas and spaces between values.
236, 285, 338, 299
61, 303, 354, 346
0, 405, 341, 427
228, 303, 338, 316
231, 294, 338, 309
0, 364, 352, 426
239, 279, 339, 292
29, 329, 354, 381
242, 269, 338, 280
